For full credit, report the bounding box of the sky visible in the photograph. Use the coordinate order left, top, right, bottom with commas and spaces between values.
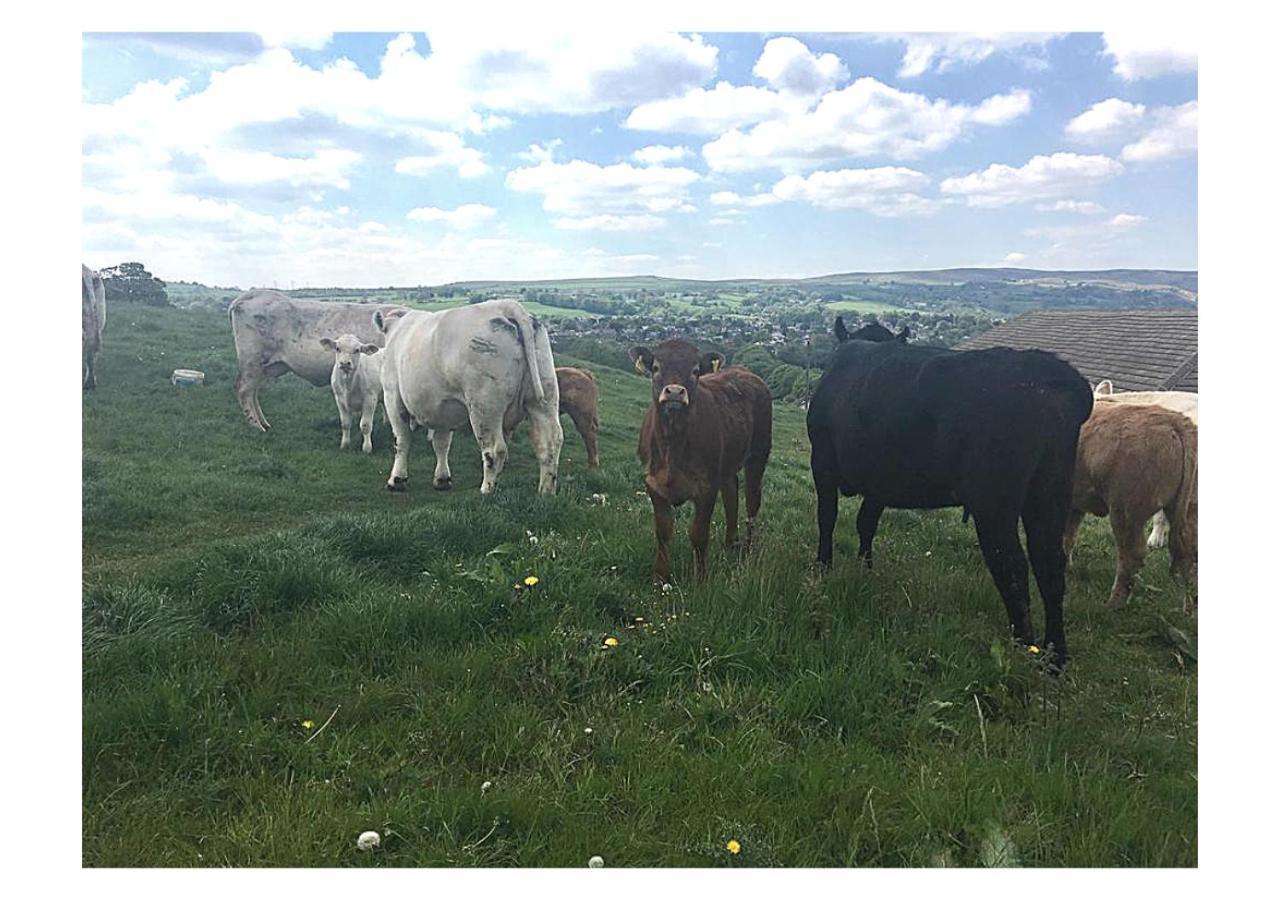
81, 31, 1197, 288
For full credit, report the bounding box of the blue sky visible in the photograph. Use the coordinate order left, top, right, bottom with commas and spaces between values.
81, 31, 1197, 288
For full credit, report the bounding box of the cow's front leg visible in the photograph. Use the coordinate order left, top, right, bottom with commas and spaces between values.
336, 397, 352, 450
649, 489, 675, 585
384, 388, 412, 491
430, 429, 454, 490
359, 396, 376, 454
690, 494, 716, 582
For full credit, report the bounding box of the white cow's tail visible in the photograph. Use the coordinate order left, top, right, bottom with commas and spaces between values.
510, 305, 546, 404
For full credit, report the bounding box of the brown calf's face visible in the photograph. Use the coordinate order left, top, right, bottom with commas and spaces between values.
629, 340, 723, 419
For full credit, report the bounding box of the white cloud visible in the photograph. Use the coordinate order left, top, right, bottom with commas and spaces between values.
939, 153, 1123, 208
553, 214, 667, 232
516, 140, 562, 164
1002, 252, 1028, 265
1035, 199, 1107, 214
1065, 98, 1147, 142
710, 167, 936, 218
752, 37, 848, 95
201, 148, 362, 189
506, 157, 700, 224
625, 81, 799, 135
406, 204, 497, 229
1102, 33, 1197, 80
633, 144, 691, 165
1024, 212, 1148, 241
394, 131, 490, 178
701, 79, 1032, 173
1121, 101, 1198, 162
882, 33, 1061, 78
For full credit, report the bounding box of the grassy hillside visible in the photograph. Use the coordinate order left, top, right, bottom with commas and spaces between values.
82, 306, 1196, 867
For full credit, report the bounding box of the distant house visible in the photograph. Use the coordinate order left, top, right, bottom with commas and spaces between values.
956, 308, 1197, 392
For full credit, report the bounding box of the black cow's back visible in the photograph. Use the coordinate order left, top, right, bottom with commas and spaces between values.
808, 341, 1092, 510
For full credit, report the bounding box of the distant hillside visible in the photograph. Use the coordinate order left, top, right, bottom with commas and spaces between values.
156, 267, 1197, 316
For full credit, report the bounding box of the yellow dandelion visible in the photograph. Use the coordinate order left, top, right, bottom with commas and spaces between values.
726, 839, 741, 855
1028, 644, 1041, 655
603, 636, 619, 648
524, 575, 540, 587
302, 720, 315, 730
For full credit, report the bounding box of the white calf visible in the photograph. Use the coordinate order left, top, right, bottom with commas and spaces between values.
321, 334, 383, 453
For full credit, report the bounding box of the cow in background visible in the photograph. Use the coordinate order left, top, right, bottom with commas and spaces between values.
630, 339, 772, 584
555, 367, 601, 468
1065, 402, 1197, 613
1093, 379, 1199, 550
82, 264, 106, 391
501, 365, 602, 470
808, 317, 1093, 668
320, 334, 383, 453
377, 300, 562, 495
229, 290, 405, 432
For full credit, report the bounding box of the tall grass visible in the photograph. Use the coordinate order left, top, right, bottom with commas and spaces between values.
83, 306, 1196, 866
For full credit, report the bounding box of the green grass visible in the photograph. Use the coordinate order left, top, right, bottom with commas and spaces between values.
83, 306, 1196, 867
823, 299, 905, 314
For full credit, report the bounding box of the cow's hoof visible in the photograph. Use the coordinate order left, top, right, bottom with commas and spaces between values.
386, 482, 407, 493
433, 477, 452, 491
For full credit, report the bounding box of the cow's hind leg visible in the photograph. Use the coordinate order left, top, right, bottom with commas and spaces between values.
744, 453, 766, 551
430, 429, 454, 490
470, 410, 509, 495
1107, 508, 1147, 609
384, 388, 412, 491
690, 494, 716, 582
525, 402, 564, 496
235, 371, 267, 432
721, 473, 740, 550
1063, 508, 1085, 565
1023, 501, 1071, 668
972, 511, 1035, 647
856, 498, 885, 570
1147, 511, 1170, 549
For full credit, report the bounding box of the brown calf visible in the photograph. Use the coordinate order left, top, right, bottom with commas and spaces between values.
1064, 402, 1197, 612
556, 367, 600, 468
630, 340, 772, 583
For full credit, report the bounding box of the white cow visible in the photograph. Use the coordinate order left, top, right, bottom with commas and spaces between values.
1093, 379, 1199, 548
376, 299, 563, 495
82, 264, 106, 390
321, 334, 383, 453
229, 290, 406, 431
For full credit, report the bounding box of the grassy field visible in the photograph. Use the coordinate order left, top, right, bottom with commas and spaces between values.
83, 306, 1197, 867
823, 298, 907, 315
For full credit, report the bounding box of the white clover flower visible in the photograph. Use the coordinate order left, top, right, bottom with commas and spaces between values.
481, 780, 493, 794
589, 855, 605, 868
357, 830, 380, 851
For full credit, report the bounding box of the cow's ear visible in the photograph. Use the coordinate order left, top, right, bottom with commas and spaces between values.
696, 351, 724, 375
320, 337, 337, 351
1095, 379, 1113, 396
373, 307, 408, 333
629, 346, 655, 375
360, 344, 379, 355
834, 317, 850, 343
896, 325, 911, 343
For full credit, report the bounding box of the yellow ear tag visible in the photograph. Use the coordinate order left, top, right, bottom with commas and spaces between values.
712, 358, 722, 373
634, 355, 647, 374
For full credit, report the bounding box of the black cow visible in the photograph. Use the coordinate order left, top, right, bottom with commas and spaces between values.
807, 318, 1093, 667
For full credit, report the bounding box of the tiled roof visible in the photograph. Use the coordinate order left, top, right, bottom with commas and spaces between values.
956, 308, 1198, 393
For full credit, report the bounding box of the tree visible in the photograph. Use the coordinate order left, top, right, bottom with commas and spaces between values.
100, 262, 170, 306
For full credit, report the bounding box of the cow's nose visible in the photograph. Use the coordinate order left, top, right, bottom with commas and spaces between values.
658, 384, 689, 405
